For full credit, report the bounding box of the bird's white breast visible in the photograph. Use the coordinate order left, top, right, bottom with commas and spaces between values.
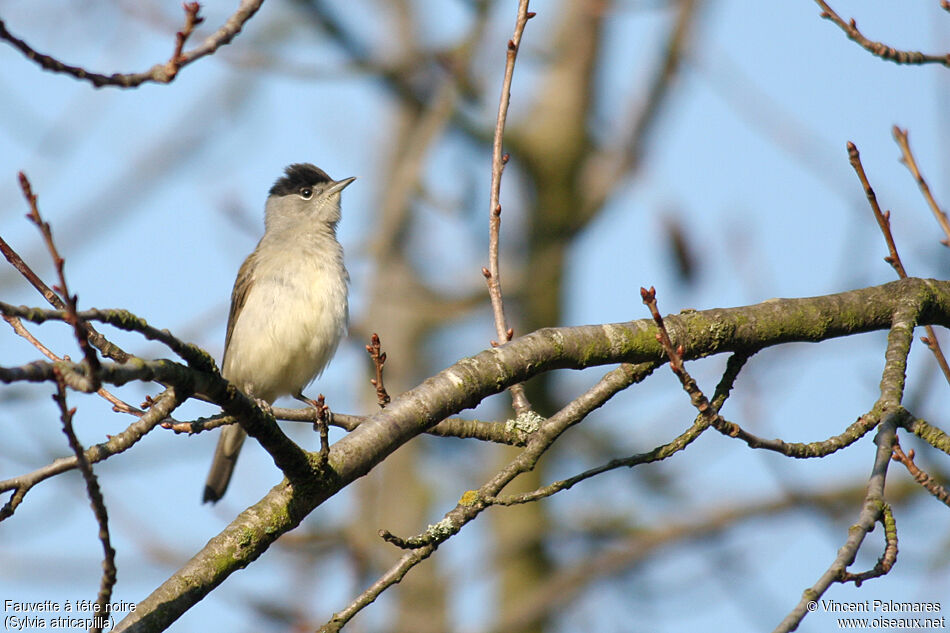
222, 237, 348, 403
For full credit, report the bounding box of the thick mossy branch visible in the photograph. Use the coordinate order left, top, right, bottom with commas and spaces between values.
28, 276, 950, 633
902, 417, 950, 455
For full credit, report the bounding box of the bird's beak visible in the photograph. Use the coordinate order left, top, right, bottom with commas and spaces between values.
328, 176, 356, 195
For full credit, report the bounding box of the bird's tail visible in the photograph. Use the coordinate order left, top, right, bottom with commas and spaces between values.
203, 424, 247, 503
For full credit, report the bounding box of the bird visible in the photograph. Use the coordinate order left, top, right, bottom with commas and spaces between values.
203, 163, 354, 503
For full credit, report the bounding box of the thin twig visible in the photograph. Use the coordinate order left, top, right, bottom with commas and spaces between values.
315, 394, 330, 464
51, 371, 116, 631
2, 314, 141, 415
720, 412, 881, 457
484, 0, 535, 414
0, 388, 185, 522
491, 352, 752, 507
892, 440, 950, 507
19, 172, 102, 392
365, 333, 391, 407
0, 0, 264, 88
164, 408, 529, 446
0, 301, 217, 372
167, 2, 205, 80
848, 141, 950, 386
0, 233, 129, 363
773, 417, 900, 633
846, 143, 907, 276
495, 408, 886, 507
292, 391, 333, 464
646, 280, 904, 630
320, 361, 647, 632
892, 126, 950, 245
7, 173, 211, 376
918, 330, 950, 388
0, 235, 62, 310
640, 286, 717, 418
814, 0, 950, 66
318, 546, 437, 633
837, 502, 898, 586
639, 289, 870, 457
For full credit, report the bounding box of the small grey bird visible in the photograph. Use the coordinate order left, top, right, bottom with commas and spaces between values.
203, 163, 354, 503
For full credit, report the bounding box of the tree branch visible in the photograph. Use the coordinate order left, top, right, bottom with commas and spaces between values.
329, 362, 647, 631
892, 440, 950, 507
0, 0, 265, 88
51, 373, 115, 632
484, 0, 534, 414
774, 298, 917, 632
815, 0, 950, 66
848, 139, 950, 387
107, 277, 950, 632
0, 387, 186, 522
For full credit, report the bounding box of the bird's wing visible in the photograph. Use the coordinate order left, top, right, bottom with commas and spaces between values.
223, 248, 259, 366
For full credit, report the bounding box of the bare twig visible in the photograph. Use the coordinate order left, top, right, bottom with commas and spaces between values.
0, 235, 63, 312
321, 361, 647, 632
713, 411, 881, 457
164, 408, 528, 445
892, 126, 950, 245
846, 143, 907, 277
0, 233, 129, 363
918, 329, 950, 388
167, 2, 205, 80
491, 352, 752, 507
51, 371, 116, 630
0, 0, 264, 88
836, 501, 898, 586
0, 388, 185, 522
773, 417, 900, 633
0, 301, 216, 372
892, 440, 950, 507
640, 286, 717, 418
2, 314, 141, 415
314, 394, 330, 463
645, 280, 904, 631
318, 546, 437, 633
814, 1, 950, 66
640, 288, 874, 457
848, 141, 950, 386
293, 392, 332, 463
365, 333, 391, 407
484, 0, 535, 415
19, 172, 102, 391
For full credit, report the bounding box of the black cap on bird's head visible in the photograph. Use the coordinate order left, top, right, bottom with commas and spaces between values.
269, 163, 332, 197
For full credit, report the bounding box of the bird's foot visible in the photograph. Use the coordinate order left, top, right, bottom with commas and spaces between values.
254, 397, 274, 416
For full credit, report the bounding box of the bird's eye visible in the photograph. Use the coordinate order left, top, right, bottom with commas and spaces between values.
300, 187, 314, 200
